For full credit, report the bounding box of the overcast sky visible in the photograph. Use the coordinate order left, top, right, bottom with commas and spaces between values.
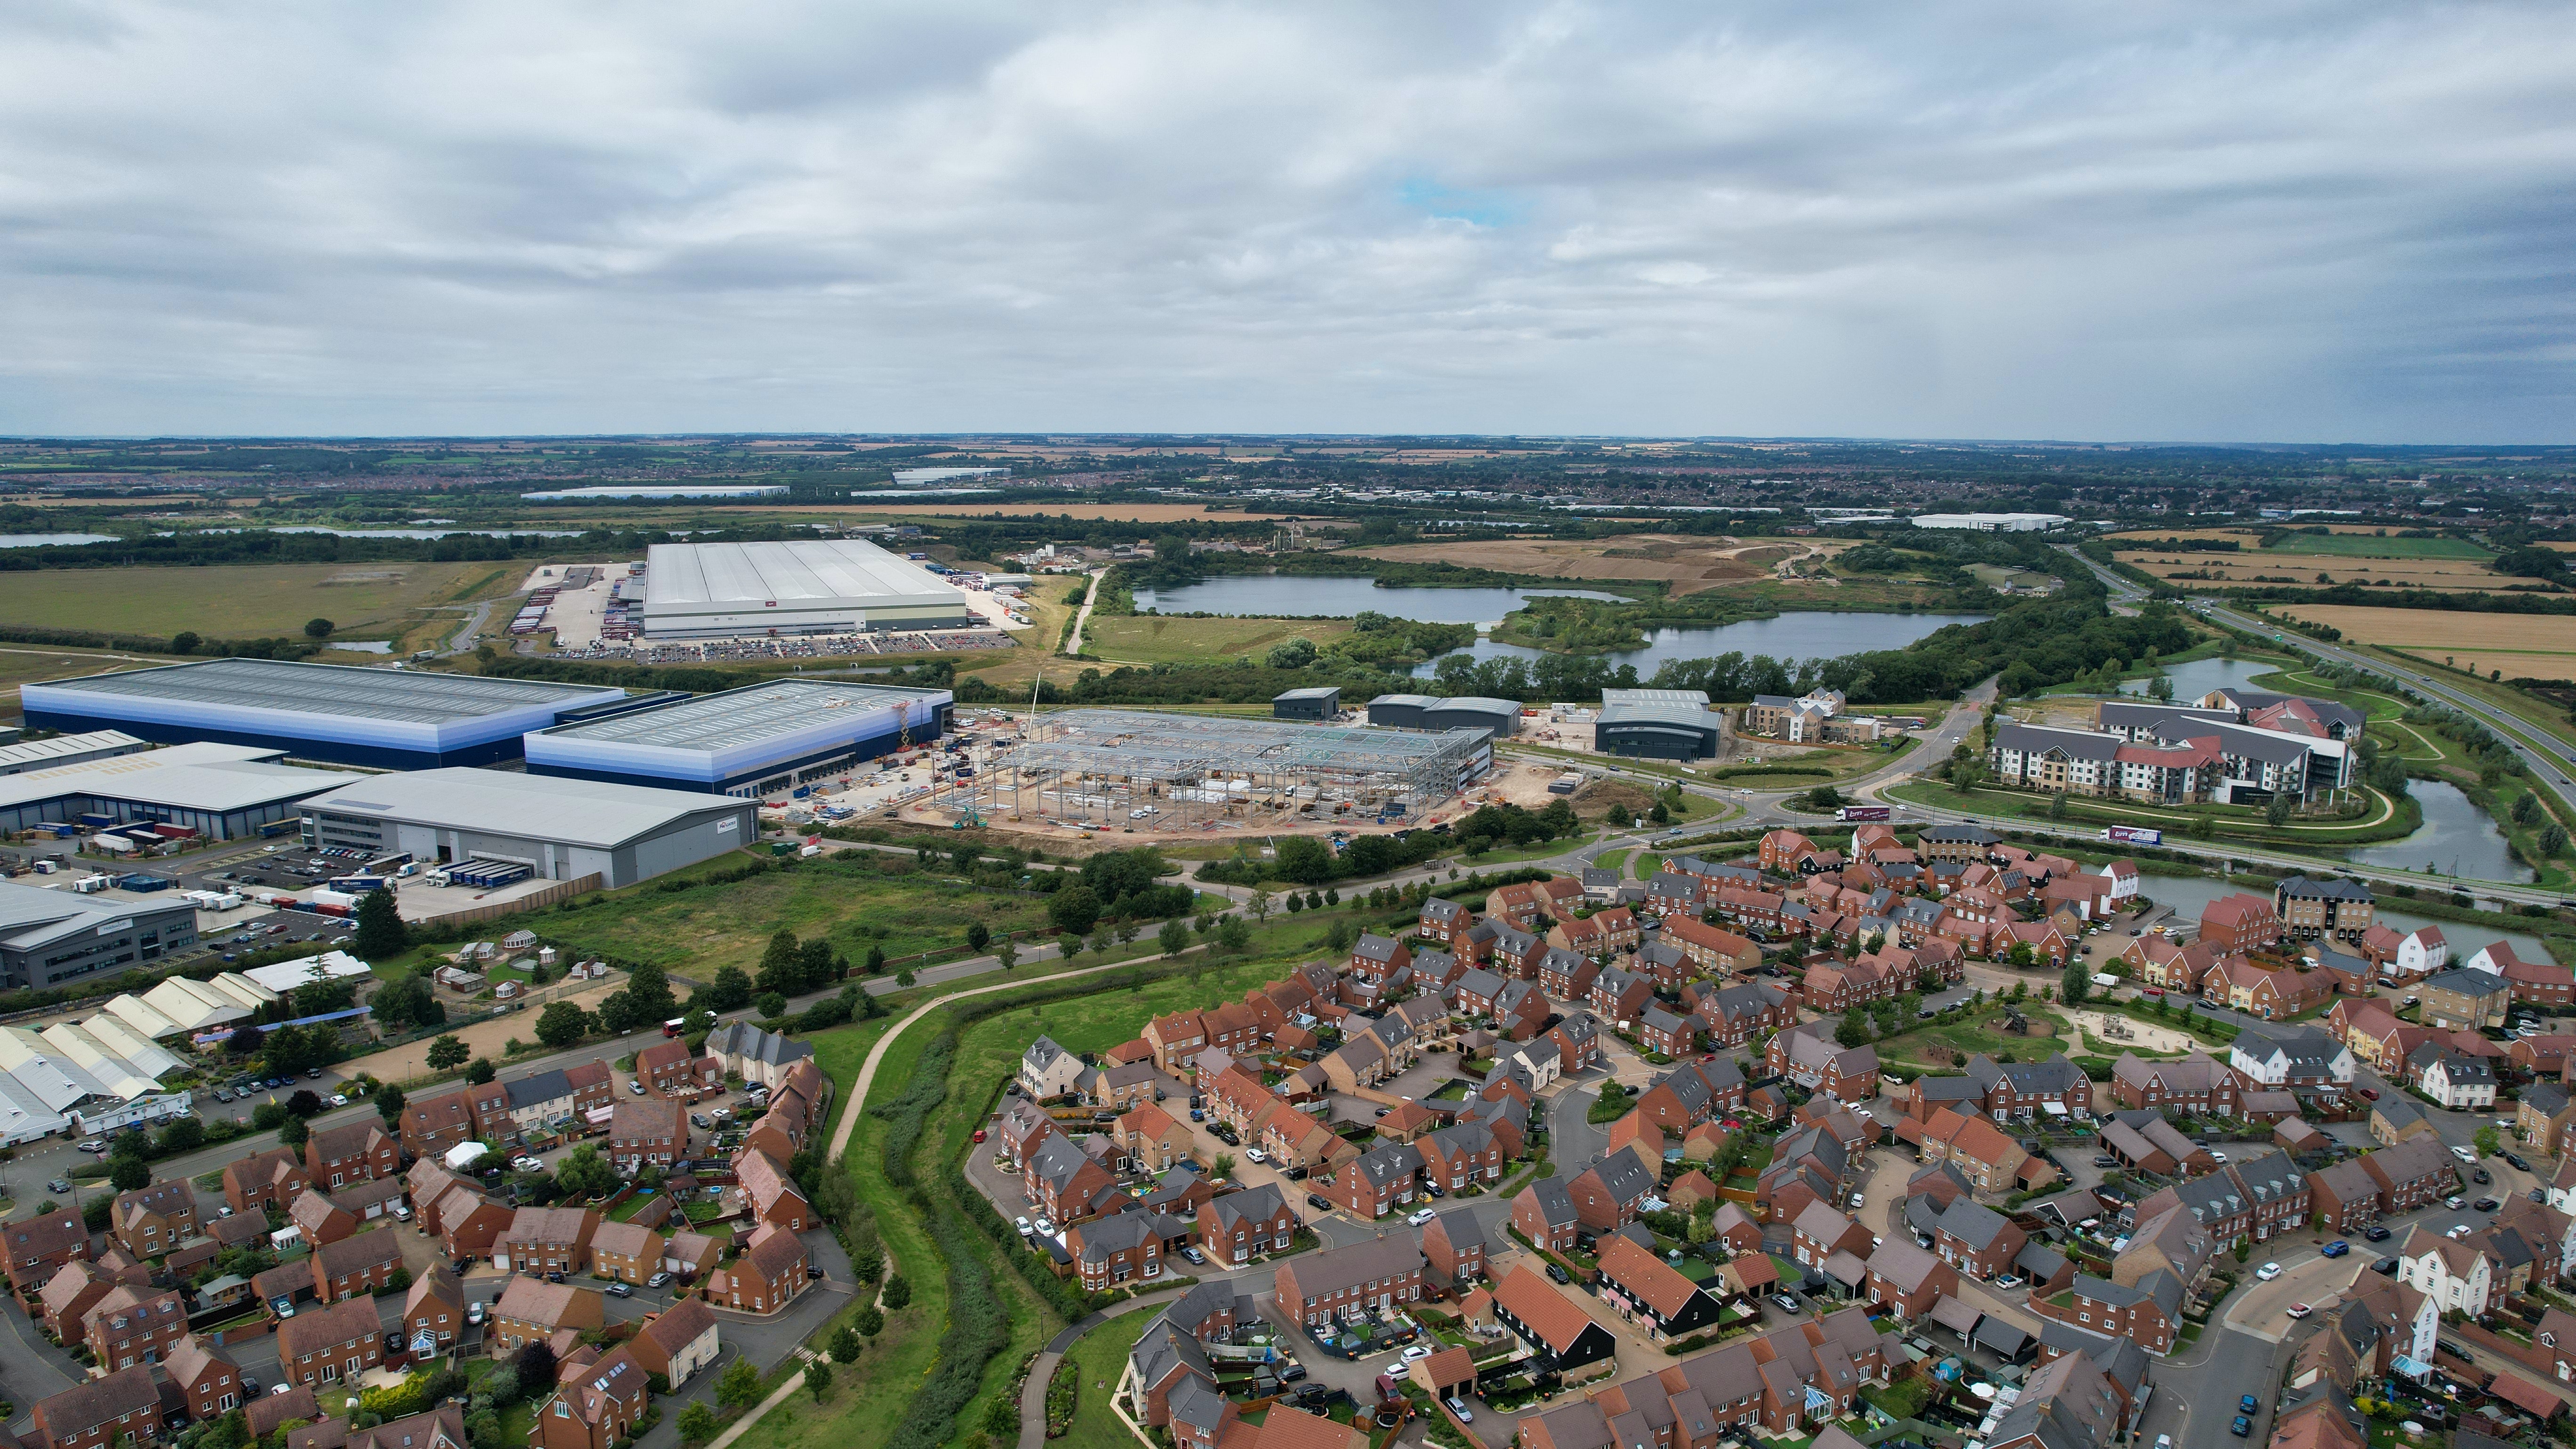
4, 1, 2571, 443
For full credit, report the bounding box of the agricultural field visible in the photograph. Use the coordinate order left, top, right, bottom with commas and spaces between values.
2270, 605, 2576, 671
0, 643, 193, 705
1344, 533, 1850, 597
0, 561, 521, 648
2113, 548, 2506, 592
1084, 614, 1354, 667
2262, 531, 2493, 559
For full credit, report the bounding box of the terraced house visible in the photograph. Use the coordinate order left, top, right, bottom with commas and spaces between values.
1595, 1235, 1726, 1342
2132, 1151, 2310, 1246
1273, 1235, 1424, 1327
1515, 1305, 1889, 1442
275, 1296, 383, 1388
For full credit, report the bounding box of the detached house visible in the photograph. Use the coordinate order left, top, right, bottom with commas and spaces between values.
304, 1121, 401, 1191
1197, 1186, 1297, 1268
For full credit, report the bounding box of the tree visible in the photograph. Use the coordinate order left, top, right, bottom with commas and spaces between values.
2265, 793, 2293, 827
374, 1084, 406, 1126
353, 889, 411, 961
704, 965, 753, 1011
997, 939, 1018, 972
225, 1022, 265, 1056
534, 1001, 590, 1050
755, 991, 788, 1020
2047, 791, 2070, 821
277, 1115, 309, 1150
2149, 675, 2174, 702
2475, 1125, 2503, 1159
1325, 918, 1357, 955
426, 1036, 469, 1072
1048, 885, 1102, 937
625, 960, 676, 1019
2514, 793, 2543, 826
2062, 962, 2092, 1006
805, 1359, 832, 1403
677, 1403, 718, 1444
1212, 1154, 1236, 1177
553, 1145, 617, 1200
158, 1117, 204, 1153
83, 1195, 113, 1232
755, 930, 801, 998
596, 990, 649, 1036
1274, 836, 1334, 885
717, 1358, 763, 1412
797, 938, 836, 992
863, 945, 886, 975
881, 1275, 912, 1310
1834, 1009, 1871, 1049
171, 631, 200, 655
1217, 916, 1251, 953
1248, 889, 1272, 922
1159, 919, 1191, 956
303, 618, 335, 640
855, 1305, 885, 1336
966, 923, 991, 953
829, 1323, 864, 1363
371, 973, 443, 1030
513, 1340, 559, 1397
2544, 823, 2570, 858
110, 1156, 150, 1191
287, 1088, 324, 1118
1284, 891, 1305, 914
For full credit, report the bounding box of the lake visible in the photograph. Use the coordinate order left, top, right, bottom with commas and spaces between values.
1130, 575, 1626, 623
0, 533, 116, 548
2131, 866, 2553, 962
1411, 612, 1991, 680
2348, 781, 2535, 884
2158, 655, 2296, 700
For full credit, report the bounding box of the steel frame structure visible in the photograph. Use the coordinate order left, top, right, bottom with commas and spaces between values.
953, 708, 1489, 831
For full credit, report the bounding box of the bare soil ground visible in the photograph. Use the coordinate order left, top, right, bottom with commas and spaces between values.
2116, 551, 2507, 591
1346, 534, 1846, 597
342, 978, 626, 1082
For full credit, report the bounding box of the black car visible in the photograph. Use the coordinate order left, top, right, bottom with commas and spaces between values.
2506, 1152, 2531, 1172
2473, 1168, 2491, 1184
1306, 1193, 1333, 1213
2373, 1256, 2401, 1275
2474, 1196, 2500, 1212
1546, 1262, 1572, 1285
2364, 1224, 2391, 1241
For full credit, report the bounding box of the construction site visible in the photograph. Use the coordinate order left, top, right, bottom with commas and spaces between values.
913, 709, 1499, 837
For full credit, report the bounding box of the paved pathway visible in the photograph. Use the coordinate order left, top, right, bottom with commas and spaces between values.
1015, 1291, 1175, 1449
1065, 569, 1107, 656
700, 1348, 821, 1449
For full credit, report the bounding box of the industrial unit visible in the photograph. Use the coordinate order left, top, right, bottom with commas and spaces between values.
0, 879, 199, 990
525, 679, 955, 796
0, 741, 354, 840
1594, 688, 1722, 761
639, 538, 974, 638
21, 659, 630, 769
1271, 686, 1342, 721
296, 769, 761, 889
0, 731, 151, 775
962, 709, 1489, 830
1366, 693, 1520, 741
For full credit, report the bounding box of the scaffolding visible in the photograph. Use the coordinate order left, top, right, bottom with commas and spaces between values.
955, 709, 1492, 833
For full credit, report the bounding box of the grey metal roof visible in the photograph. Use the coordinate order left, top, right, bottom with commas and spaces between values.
0, 741, 354, 815
35, 658, 609, 723
301, 768, 750, 849
1273, 686, 1341, 701
539, 680, 950, 750
644, 539, 965, 611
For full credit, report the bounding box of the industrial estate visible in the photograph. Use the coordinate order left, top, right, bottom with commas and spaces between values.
0, 444, 2569, 1449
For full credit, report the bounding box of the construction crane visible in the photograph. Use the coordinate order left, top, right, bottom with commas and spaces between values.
894, 699, 913, 753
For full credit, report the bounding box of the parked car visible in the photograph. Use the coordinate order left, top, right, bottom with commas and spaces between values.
647, 1272, 673, 1288
2373, 1257, 2400, 1275
2092, 1155, 2118, 1167
1772, 1293, 1802, 1313
75, 1139, 105, 1153
2255, 1263, 2282, 1281
1306, 1194, 1333, 1213
2365, 1225, 2392, 1242
2241, 1396, 2261, 1416
1407, 1207, 1437, 1226
2231, 1417, 2252, 1438
1546, 1262, 1572, 1285
2506, 1152, 2531, 1172
629, 1080, 646, 1095
1245, 1148, 1270, 1165
2473, 1168, 2492, 1184
1402, 1345, 1433, 1362
2474, 1196, 2500, 1212
46, 1179, 69, 1194
1446, 1398, 1474, 1423
1181, 1246, 1206, 1264
2286, 1303, 2312, 1319
2320, 1240, 2349, 1258
606, 1283, 634, 1298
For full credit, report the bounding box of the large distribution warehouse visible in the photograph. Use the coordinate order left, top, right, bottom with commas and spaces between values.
1594, 688, 1722, 760
0, 740, 353, 840
525, 680, 955, 796
22, 659, 632, 769
298, 770, 760, 889
640, 539, 974, 638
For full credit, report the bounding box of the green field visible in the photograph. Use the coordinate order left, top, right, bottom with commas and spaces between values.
0, 643, 194, 701
1083, 614, 1354, 666
0, 561, 521, 648
493, 852, 1055, 982
1055, 1312, 1158, 1449
2261, 533, 2492, 560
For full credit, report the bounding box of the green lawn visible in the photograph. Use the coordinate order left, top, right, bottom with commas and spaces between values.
2259, 533, 2492, 560
1084, 615, 1355, 666
1055, 1312, 1158, 1449
1876, 1003, 2071, 1071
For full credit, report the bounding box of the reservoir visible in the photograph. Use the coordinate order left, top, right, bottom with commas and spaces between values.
2348, 781, 2535, 884
2157, 655, 2301, 700
1413, 612, 1991, 680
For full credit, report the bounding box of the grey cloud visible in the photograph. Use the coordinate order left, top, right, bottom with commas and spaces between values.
0, 0, 2569, 439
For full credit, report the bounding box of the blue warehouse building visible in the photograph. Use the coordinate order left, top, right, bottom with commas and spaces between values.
523, 680, 956, 796
21, 659, 632, 770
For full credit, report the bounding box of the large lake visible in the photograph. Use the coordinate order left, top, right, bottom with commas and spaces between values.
1411, 612, 1991, 679
1131, 576, 1625, 622
2133, 866, 2551, 960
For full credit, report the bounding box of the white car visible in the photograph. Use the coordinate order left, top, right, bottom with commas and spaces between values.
2452, 1146, 2479, 1163
1408, 1208, 1438, 1226
1402, 1345, 1433, 1361
512, 1155, 545, 1172
1446, 1398, 1474, 1424
2255, 1263, 2282, 1281
1034, 1216, 1057, 1236
1015, 1216, 1032, 1235
1245, 1148, 1270, 1165
328, 1094, 348, 1107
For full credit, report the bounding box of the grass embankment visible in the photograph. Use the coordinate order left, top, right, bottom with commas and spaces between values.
781, 911, 1400, 1449
1054, 1314, 1158, 1449
0, 560, 522, 652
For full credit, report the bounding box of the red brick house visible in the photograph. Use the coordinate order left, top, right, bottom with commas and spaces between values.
1066, 1212, 1169, 1292
304, 1120, 401, 1191
163, 1334, 242, 1422
610, 1099, 689, 1173
1512, 1181, 1580, 1252
1418, 897, 1474, 945
275, 1296, 382, 1388
1766, 1020, 1880, 1101
394, 1088, 483, 1160
635, 1039, 723, 1098
1658, 916, 1759, 976
109, 1181, 196, 1260
223, 1147, 311, 1217
499, 1207, 600, 1277
1863, 1239, 1958, 1321
530, 1345, 647, 1449
84, 1284, 187, 1371
1416, 1122, 1508, 1195
1422, 1208, 1488, 1289
1273, 1235, 1424, 1327
288, 1189, 358, 1248
1567, 1152, 1656, 1232
737, 1150, 817, 1232
30, 1365, 162, 1449
310, 1228, 403, 1304
710, 1225, 810, 1314
2200, 894, 2281, 953
6, 1212, 91, 1298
